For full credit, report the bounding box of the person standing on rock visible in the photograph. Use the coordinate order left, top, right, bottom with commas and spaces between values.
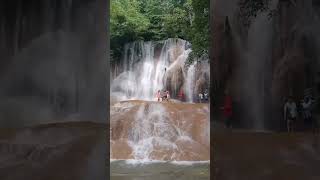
204, 89, 209, 102
284, 96, 297, 133
179, 89, 185, 102
199, 93, 203, 103
162, 89, 167, 101
304, 95, 319, 134
156, 90, 161, 102
166, 90, 170, 102
221, 90, 233, 129
301, 96, 314, 130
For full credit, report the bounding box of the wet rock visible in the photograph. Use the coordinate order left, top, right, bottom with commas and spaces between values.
110, 100, 210, 161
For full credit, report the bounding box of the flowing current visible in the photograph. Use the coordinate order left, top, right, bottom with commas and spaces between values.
110, 101, 210, 161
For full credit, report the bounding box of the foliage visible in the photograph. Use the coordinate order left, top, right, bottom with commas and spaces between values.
110, 0, 150, 61
110, 0, 209, 63
188, 0, 209, 59
238, 0, 279, 27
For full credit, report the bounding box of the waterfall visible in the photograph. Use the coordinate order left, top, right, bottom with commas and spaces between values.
111, 38, 192, 101
185, 62, 197, 102
245, 11, 274, 129
0, 1, 108, 127
111, 38, 210, 103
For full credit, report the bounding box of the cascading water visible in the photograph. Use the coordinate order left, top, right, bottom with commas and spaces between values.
110, 38, 210, 163
110, 101, 210, 161
111, 38, 198, 101
243, 9, 274, 129
185, 62, 197, 102
128, 103, 179, 160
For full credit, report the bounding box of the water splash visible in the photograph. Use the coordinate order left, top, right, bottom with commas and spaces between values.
128, 103, 180, 160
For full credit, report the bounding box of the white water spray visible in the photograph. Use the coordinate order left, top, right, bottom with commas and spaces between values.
245, 11, 274, 129
185, 62, 197, 102
111, 38, 195, 101
128, 103, 180, 160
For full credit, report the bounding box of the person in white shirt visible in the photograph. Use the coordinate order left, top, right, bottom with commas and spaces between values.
301, 96, 313, 128
204, 89, 209, 102
302, 95, 319, 134
284, 96, 297, 133
199, 93, 203, 103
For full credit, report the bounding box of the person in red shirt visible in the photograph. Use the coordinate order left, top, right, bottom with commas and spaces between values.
220, 90, 233, 128
178, 89, 185, 102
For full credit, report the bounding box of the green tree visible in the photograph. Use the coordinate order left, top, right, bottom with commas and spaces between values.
238, 0, 277, 27
162, 1, 191, 39
110, 0, 150, 61
110, 0, 210, 64
189, 0, 209, 57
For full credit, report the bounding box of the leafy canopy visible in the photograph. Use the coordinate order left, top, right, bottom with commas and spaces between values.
110, 0, 209, 63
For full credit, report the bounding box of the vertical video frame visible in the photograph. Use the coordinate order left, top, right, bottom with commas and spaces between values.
110, 0, 210, 179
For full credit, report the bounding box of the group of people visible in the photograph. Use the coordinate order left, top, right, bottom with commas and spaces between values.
156, 89, 210, 103
198, 89, 209, 103
284, 95, 319, 133
156, 90, 170, 102
219, 90, 319, 133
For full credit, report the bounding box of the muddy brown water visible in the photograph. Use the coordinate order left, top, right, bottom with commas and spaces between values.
110, 100, 210, 180
110, 100, 210, 160
111, 160, 210, 180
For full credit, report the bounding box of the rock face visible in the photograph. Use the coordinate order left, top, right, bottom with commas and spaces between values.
0, 0, 108, 127
165, 64, 185, 97
212, 0, 320, 130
